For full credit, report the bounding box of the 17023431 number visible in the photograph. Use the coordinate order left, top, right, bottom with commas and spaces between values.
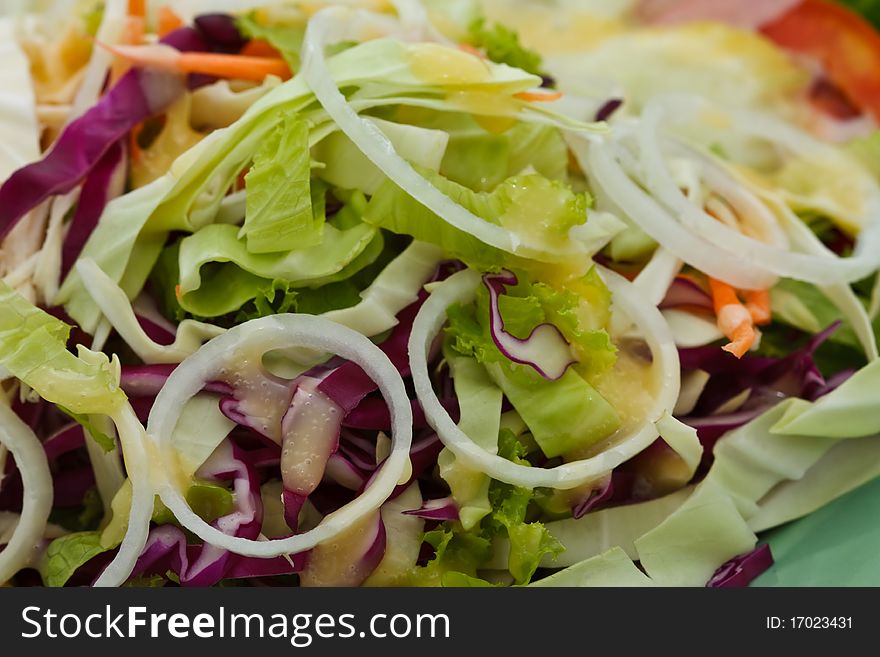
790, 617, 852, 629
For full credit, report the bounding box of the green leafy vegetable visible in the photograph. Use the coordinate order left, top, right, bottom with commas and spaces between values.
39, 531, 112, 587
836, 0, 880, 30
173, 221, 381, 318
468, 18, 544, 77
486, 474, 563, 584
58, 407, 116, 453
0, 282, 125, 416
242, 115, 321, 254
236, 10, 306, 68
438, 356, 503, 530
530, 546, 655, 587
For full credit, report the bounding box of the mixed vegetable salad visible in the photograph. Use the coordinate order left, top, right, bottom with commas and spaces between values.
3, 0, 880, 588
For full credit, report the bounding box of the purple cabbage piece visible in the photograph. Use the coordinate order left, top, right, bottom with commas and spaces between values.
126, 441, 304, 586
402, 496, 459, 521
707, 544, 774, 587
135, 314, 177, 346
282, 489, 307, 533
317, 299, 421, 412
572, 477, 615, 519
120, 364, 177, 397
679, 322, 852, 448
0, 27, 209, 241
357, 433, 444, 502
595, 98, 624, 122
60, 140, 127, 278
193, 14, 246, 53
323, 452, 368, 491
338, 432, 379, 473
659, 276, 714, 312
120, 364, 232, 398
1, 423, 92, 512
131, 525, 302, 586
483, 271, 575, 381
343, 396, 460, 432
42, 423, 86, 460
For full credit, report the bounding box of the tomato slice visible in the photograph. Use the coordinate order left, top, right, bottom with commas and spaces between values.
762, 0, 880, 119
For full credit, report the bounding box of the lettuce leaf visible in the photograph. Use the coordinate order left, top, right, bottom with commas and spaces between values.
485, 449, 564, 584
235, 10, 305, 68
438, 356, 503, 530
633, 479, 757, 586
530, 546, 655, 587
241, 114, 321, 254
174, 221, 381, 318
39, 531, 111, 587
771, 357, 880, 439
0, 282, 125, 416
468, 17, 544, 77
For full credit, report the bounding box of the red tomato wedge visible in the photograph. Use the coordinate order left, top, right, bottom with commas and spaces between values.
762, 0, 880, 119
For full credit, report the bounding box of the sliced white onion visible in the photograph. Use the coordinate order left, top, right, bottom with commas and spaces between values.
577, 135, 778, 290
409, 269, 680, 490
637, 95, 880, 286
148, 314, 413, 557
70, 0, 127, 120
92, 403, 155, 587
0, 403, 53, 584
633, 247, 682, 308
76, 258, 225, 364
660, 309, 724, 348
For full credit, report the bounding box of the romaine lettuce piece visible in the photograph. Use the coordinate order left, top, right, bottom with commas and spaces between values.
0, 281, 124, 417
242, 114, 320, 254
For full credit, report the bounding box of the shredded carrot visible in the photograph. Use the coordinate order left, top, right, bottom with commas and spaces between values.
100, 41, 294, 82
128, 0, 146, 18
175, 285, 182, 301
744, 289, 772, 326
129, 123, 143, 164
708, 278, 758, 359
514, 90, 563, 102
157, 6, 184, 37
175, 52, 292, 81
241, 39, 283, 58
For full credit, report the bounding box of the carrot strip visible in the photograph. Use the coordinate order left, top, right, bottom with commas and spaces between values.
241, 39, 283, 58
129, 123, 143, 164
744, 289, 772, 326
723, 321, 758, 359
99, 42, 293, 81
128, 0, 145, 18
176, 53, 292, 81
157, 6, 184, 37
708, 278, 758, 359
514, 90, 563, 102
